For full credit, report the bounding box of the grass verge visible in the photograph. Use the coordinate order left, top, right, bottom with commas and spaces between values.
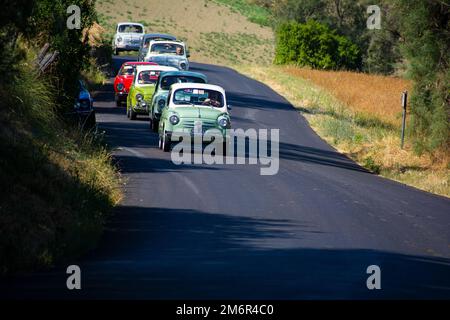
0, 46, 122, 275
235, 65, 449, 197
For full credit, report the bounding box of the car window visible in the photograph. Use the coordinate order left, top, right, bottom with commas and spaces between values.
160, 76, 205, 90
118, 25, 143, 33
173, 88, 224, 108
119, 65, 135, 76
150, 43, 184, 55
136, 70, 161, 85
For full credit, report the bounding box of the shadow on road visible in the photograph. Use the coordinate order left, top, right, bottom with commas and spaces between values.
3, 206, 448, 299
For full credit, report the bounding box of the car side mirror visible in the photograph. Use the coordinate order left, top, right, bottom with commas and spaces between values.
227, 105, 232, 111
186, 52, 191, 58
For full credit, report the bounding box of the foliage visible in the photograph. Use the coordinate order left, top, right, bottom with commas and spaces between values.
364, 1, 403, 75
395, 0, 450, 153
24, 0, 97, 112
0, 1, 121, 274
275, 20, 361, 70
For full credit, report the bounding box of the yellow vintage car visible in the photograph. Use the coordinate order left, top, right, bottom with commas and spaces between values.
126, 65, 177, 120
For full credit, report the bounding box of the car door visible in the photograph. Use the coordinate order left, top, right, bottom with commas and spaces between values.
150, 77, 161, 118
127, 76, 137, 110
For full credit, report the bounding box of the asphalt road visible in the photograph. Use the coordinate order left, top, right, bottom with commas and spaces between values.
2, 56, 450, 299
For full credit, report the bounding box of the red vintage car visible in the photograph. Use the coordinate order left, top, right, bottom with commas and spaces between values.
114, 61, 158, 106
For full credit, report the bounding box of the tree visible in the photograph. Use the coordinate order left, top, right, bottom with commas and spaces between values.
395, 0, 449, 153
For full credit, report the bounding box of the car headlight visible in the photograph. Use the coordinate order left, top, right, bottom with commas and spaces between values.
179, 61, 187, 70
218, 116, 230, 128
169, 114, 180, 125
117, 83, 124, 91
117, 37, 122, 43
136, 93, 143, 101
157, 99, 166, 111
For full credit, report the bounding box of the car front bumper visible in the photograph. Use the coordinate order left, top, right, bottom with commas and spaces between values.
132, 101, 150, 114
165, 129, 230, 142
115, 43, 140, 51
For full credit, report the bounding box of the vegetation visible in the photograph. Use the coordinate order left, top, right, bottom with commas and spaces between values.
211, 0, 273, 26
394, 0, 449, 154
237, 65, 449, 197
275, 20, 361, 70
0, 1, 121, 274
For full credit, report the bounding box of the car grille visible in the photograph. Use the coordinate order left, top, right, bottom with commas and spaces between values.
181, 119, 218, 131
125, 39, 140, 45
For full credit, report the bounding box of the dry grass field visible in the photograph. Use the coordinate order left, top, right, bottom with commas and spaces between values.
284, 67, 412, 127
96, 0, 275, 65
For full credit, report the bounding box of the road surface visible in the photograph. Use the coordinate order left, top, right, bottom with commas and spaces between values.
2, 57, 449, 299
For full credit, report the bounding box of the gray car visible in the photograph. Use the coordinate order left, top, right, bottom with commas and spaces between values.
143, 40, 190, 71
138, 33, 177, 61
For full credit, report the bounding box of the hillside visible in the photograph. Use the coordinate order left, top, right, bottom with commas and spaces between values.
96, 0, 275, 65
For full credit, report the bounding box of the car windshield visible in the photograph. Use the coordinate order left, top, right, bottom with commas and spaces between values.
160, 76, 205, 90
136, 70, 161, 85
173, 88, 224, 108
118, 24, 143, 33
144, 36, 172, 47
119, 65, 135, 76
150, 43, 184, 55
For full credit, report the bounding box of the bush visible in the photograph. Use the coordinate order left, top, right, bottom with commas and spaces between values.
275, 20, 361, 70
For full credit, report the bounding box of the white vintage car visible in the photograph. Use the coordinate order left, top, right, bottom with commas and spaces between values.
143, 40, 190, 71
112, 22, 145, 55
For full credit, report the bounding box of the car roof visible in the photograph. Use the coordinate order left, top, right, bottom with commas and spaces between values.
122, 61, 158, 66
135, 65, 178, 73
159, 71, 207, 81
170, 83, 225, 95
143, 33, 176, 41
117, 22, 144, 27
149, 40, 185, 46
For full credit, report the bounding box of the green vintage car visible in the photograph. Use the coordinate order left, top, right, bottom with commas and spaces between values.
149, 71, 208, 132
126, 65, 177, 120
158, 83, 231, 152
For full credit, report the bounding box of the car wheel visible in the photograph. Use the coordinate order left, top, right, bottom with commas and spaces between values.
152, 119, 159, 133
116, 97, 121, 107
162, 132, 171, 152
223, 141, 228, 156
114, 47, 119, 56
130, 108, 137, 120
158, 135, 163, 149
126, 107, 130, 118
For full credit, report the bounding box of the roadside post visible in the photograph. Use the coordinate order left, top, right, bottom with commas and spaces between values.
401, 91, 408, 149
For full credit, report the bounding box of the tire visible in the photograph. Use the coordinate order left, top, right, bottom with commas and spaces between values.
158, 135, 163, 149
114, 47, 119, 56
130, 108, 137, 120
222, 137, 232, 156
126, 107, 130, 118
116, 97, 121, 107
223, 141, 228, 156
162, 132, 171, 152
151, 119, 159, 133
